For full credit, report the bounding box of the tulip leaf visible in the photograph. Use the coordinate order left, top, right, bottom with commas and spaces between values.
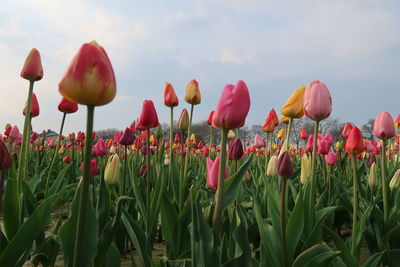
0, 194, 56, 266
323, 226, 355, 267
48, 163, 71, 196
150, 166, 167, 237
170, 156, 180, 204
3, 178, 20, 241
361, 251, 383, 267
96, 174, 110, 233
160, 193, 178, 257
222, 154, 253, 209
292, 243, 339, 267
105, 242, 121, 267
286, 189, 304, 262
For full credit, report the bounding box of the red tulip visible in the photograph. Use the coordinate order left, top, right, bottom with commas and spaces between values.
58, 97, 78, 114
212, 80, 250, 129
63, 155, 71, 163
164, 82, 179, 107
262, 109, 279, 132
317, 133, 333, 155
303, 80, 332, 121
23, 93, 40, 117
136, 100, 159, 129
344, 127, 364, 154
0, 139, 11, 170
4, 124, 12, 137
306, 134, 314, 153
174, 133, 181, 144
207, 110, 215, 126
373, 111, 395, 140
94, 138, 107, 156
119, 127, 134, 146
81, 159, 99, 175
299, 129, 308, 140
20, 48, 43, 81
341, 122, 353, 139
206, 157, 228, 190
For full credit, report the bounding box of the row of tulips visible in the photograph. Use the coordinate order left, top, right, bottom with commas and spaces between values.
0, 41, 400, 267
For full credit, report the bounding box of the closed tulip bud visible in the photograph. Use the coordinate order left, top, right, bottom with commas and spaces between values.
63, 155, 70, 163
368, 163, 377, 188
178, 109, 189, 132
174, 133, 181, 144
303, 80, 332, 121
207, 110, 215, 126
156, 125, 163, 139
373, 111, 395, 140
325, 152, 337, 166
119, 127, 134, 146
4, 124, 12, 137
227, 130, 236, 140
20, 48, 43, 81
229, 139, 243, 160
300, 154, 311, 184
212, 80, 251, 130
367, 154, 376, 168
0, 139, 11, 170
58, 145, 65, 154
278, 139, 288, 157
389, 169, 400, 190
164, 82, 179, 107
190, 133, 196, 142
8, 126, 19, 140
277, 128, 285, 139
58, 97, 78, 114
137, 100, 160, 129
206, 157, 228, 190
104, 154, 120, 186
278, 152, 294, 179
139, 164, 147, 176
344, 127, 365, 154
280, 116, 290, 124
81, 159, 99, 175
184, 79, 201, 105
23, 93, 40, 118
280, 86, 305, 119
342, 123, 353, 139
262, 109, 279, 132
59, 41, 116, 106
254, 134, 266, 148
109, 146, 116, 154
266, 155, 279, 176
95, 138, 107, 156
299, 129, 308, 139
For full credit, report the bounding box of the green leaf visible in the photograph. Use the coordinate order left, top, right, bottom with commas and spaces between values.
0, 194, 55, 266
293, 243, 338, 267
3, 178, 20, 240
58, 182, 98, 267
160, 193, 179, 257
361, 252, 383, 267
96, 175, 111, 232
286, 189, 304, 262
222, 155, 253, 209
122, 209, 151, 267
323, 226, 355, 267
105, 242, 121, 267
48, 163, 71, 196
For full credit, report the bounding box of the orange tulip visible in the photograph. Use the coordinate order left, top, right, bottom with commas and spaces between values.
280, 86, 305, 118
184, 79, 201, 105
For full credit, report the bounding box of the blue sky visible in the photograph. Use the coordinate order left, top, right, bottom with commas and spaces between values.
1, 0, 399, 134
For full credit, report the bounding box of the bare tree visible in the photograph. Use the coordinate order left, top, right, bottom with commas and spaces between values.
362, 119, 374, 140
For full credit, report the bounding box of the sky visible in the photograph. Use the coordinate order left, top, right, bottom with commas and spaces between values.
1, 0, 399, 134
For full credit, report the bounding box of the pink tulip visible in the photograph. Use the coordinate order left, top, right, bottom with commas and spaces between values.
212, 80, 250, 129
373, 111, 395, 140
317, 133, 333, 155
306, 134, 314, 153
325, 152, 337, 165
206, 157, 228, 190
9, 126, 20, 140
303, 80, 332, 121
254, 134, 266, 148
95, 138, 107, 156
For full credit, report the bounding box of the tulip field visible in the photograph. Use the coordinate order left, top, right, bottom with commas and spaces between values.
1, 43, 400, 267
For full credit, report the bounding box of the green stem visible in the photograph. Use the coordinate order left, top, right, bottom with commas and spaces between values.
183, 104, 194, 181
381, 139, 388, 223
280, 178, 288, 267
146, 128, 151, 251
265, 132, 270, 175
285, 118, 293, 151
309, 120, 320, 214
351, 154, 358, 257
327, 165, 331, 206
44, 112, 66, 199
122, 145, 128, 196
210, 126, 213, 148
212, 128, 228, 240
73, 105, 95, 267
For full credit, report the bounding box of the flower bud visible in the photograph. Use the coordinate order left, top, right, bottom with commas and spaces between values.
280, 86, 305, 119
389, 169, 400, 190
23, 93, 40, 118
278, 152, 294, 179
119, 128, 134, 146
368, 162, 377, 188
300, 154, 311, 184
178, 109, 189, 132
229, 139, 243, 161
164, 82, 179, 107
0, 139, 11, 170
184, 79, 201, 105
266, 155, 279, 176
20, 48, 43, 81
104, 154, 120, 185
58, 97, 78, 114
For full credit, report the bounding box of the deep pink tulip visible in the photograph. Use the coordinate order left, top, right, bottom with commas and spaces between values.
325, 152, 337, 165
373, 111, 395, 140
58, 97, 78, 114
20, 48, 43, 81
137, 100, 160, 129
94, 138, 107, 156
303, 80, 332, 121
229, 139, 243, 160
212, 80, 250, 129
119, 127, 134, 146
317, 133, 333, 155
206, 157, 228, 190
254, 134, 266, 148
278, 151, 294, 178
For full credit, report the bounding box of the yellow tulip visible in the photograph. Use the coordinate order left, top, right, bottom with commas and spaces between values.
277, 128, 285, 139
280, 85, 305, 118
184, 79, 201, 105
300, 155, 311, 184
104, 154, 120, 186
227, 130, 236, 140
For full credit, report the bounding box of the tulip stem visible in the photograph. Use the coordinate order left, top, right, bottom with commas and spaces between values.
309, 120, 320, 216
44, 112, 66, 199
209, 126, 213, 149
280, 178, 288, 267
327, 165, 332, 206
183, 104, 194, 181
169, 107, 174, 180
285, 118, 293, 151
121, 144, 128, 196
265, 133, 270, 175
351, 154, 358, 257
212, 128, 228, 241
73, 105, 95, 267
381, 139, 388, 223
146, 128, 152, 252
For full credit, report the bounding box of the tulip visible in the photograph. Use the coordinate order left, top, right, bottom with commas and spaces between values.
299, 129, 308, 140
277, 128, 285, 139
262, 109, 279, 133
104, 154, 120, 186
389, 169, 400, 190
20, 48, 43, 81
318, 133, 333, 155
94, 138, 107, 156
58, 97, 78, 114
164, 82, 179, 107
119, 128, 134, 146
63, 155, 71, 163
137, 100, 160, 129
212, 80, 251, 130
178, 109, 189, 132
280, 116, 290, 124
280, 85, 305, 119
254, 134, 266, 148
184, 79, 201, 105
207, 110, 215, 147
139, 164, 147, 176
80, 159, 99, 175
342, 123, 353, 139
303, 80, 332, 121
300, 154, 311, 184
0, 139, 11, 170
325, 152, 337, 166
206, 157, 228, 190
367, 154, 376, 168
344, 127, 365, 154
373, 111, 395, 140
368, 163, 377, 189
59, 41, 116, 106
9, 126, 20, 141
174, 133, 181, 144
229, 139, 243, 161
227, 130, 236, 140
23, 92, 40, 118
4, 124, 12, 137
278, 152, 294, 178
